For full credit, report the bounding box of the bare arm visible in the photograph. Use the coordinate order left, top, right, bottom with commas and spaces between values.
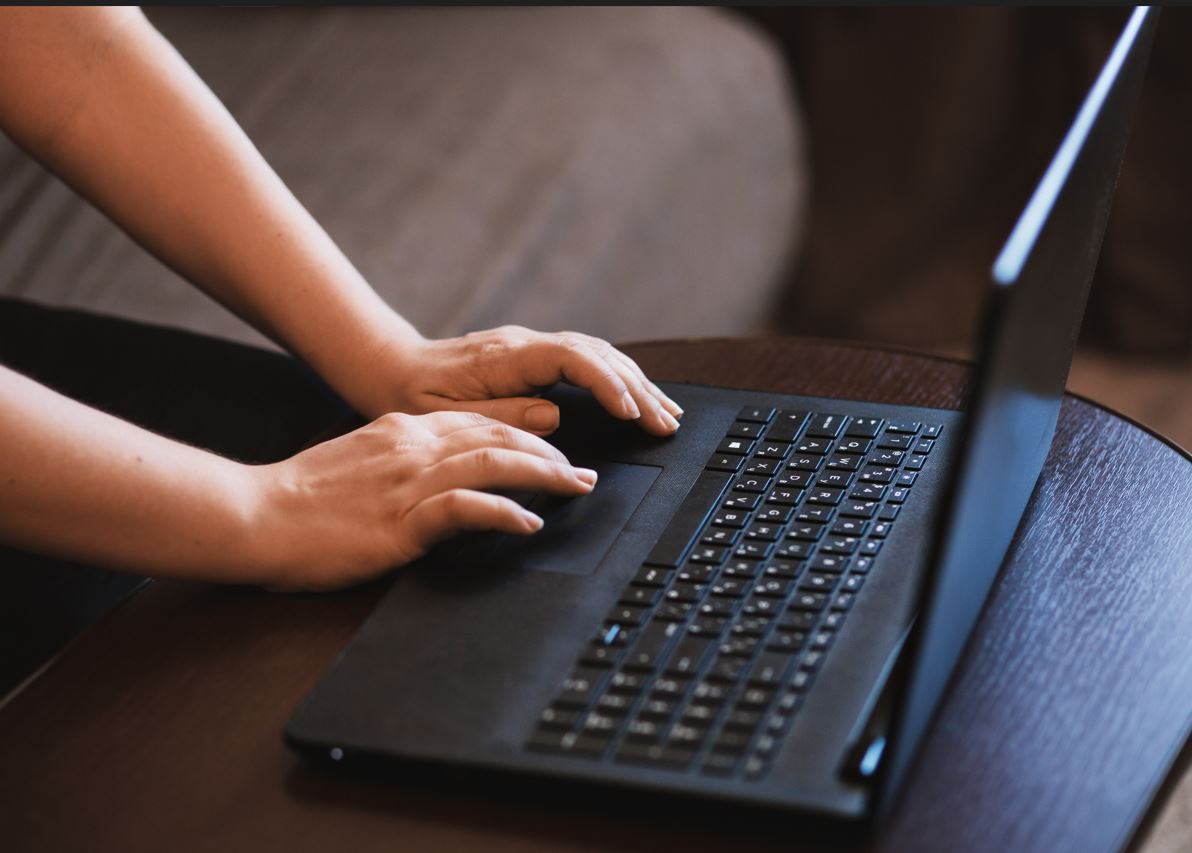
0, 363, 595, 589
0, 7, 681, 433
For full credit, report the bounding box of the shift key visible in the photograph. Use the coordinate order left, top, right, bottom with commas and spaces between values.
644, 471, 731, 567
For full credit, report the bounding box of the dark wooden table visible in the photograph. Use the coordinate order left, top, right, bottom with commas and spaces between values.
4, 338, 1192, 853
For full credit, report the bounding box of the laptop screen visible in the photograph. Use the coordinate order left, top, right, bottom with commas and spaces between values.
875, 6, 1157, 815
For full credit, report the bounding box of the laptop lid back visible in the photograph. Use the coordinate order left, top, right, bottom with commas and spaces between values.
873, 5, 1157, 817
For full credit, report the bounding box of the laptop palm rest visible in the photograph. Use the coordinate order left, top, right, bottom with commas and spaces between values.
457, 459, 661, 577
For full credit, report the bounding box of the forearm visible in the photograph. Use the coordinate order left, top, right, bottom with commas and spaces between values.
0, 365, 266, 583
0, 8, 419, 416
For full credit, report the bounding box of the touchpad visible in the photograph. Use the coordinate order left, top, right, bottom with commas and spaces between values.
477, 459, 660, 577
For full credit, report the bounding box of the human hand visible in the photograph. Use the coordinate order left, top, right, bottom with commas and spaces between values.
375, 326, 683, 437
250, 410, 597, 591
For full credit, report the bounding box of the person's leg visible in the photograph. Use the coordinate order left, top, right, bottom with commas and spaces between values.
0, 297, 351, 696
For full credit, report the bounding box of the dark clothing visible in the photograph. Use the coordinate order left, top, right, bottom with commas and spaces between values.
0, 297, 350, 696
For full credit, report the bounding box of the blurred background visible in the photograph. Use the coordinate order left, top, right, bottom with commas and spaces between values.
1, 6, 1188, 448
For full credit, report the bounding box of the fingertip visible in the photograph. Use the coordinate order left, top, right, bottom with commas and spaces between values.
524, 402, 560, 433
520, 510, 544, 532
574, 467, 599, 487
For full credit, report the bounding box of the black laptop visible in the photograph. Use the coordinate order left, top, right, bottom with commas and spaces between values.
285, 7, 1155, 831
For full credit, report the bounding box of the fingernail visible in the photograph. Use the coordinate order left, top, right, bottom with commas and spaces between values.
525, 403, 559, 432
574, 467, 599, 486
662, 411, 680, 433
621, 391, 641, 419
522, 511, 544, 532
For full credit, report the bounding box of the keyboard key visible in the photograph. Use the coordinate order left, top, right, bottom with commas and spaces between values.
711, 578, 751, 598
810, 554, 849, 573
723, 493, 760, 510
773, 541, 812, 560
808, 487, 843, 506
624, 621, 679, 671
609, 671, 647, 693
644, 471, 731, 567
806, 413, 847, 438
700, 528, 739, 547
790, 592, 828, 612
732, 474, 771, 494
796, 506, 833, 523
860, 540, 883, 556
820, 536, 859, 555
744, 459, 780, 476
870, 521, 892, 538
724, 709, 763, 730
776, 470, 814, 489
766, 630, 806, 652
625, 719, 663, 741
887, 486, 910, 503
632, 566, 671, 588
712, 730, 753, 754
745, 523, 781, 542
878, 504, 901, 521
795, 437, 832, 455
707, 657, 748, 683
923, 423, 943, 438
607, 604, 648, 626
851, 483, 887, 502
799, 572, 838, 593
905, 454, 927, 471
717, 437, 754, 456
539, 707, 582, 730
845, 417, 883, 438
705, 455, 744, 473
737, 406, 774, 424
754, 442, 791, 460
719, 636, 760, 658
595, 693, 633, 715
827, 453, 863, 471
869, 450, 904, 467
836, 437, 872, 454
779, 610, 817, 631
787, 454, 822, 472
887, 420, 920, 434
851, 556, 875, 574
557, 668, 607, 707
666, 636, 715, 675
831, 518, 869, 536
762, 564, 800, 583
842, 574, 865, 593
727, 422, 764, 439
897, 471, 918, 487
766, 488, 802, 506
738, 687, 774, 708
664, 583, 704, 604
877, 433, 913, 450
764, 411, 808, 442
754, 578, 793, 598
701, 752, 740, 775
755, 504, 794, 524
747, 653, 791, 686
839, 500, 877, 518
712, 509, 749, 529
734, 542, 772, 560
580, 645, 621, 668
621, 586, 661, 607
722, 559, 761, 578
860, 466, 897, 484
815, 470, 853, 489
689, 546, 727, 564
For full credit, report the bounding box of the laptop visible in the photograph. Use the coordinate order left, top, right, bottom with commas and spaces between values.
285, 7, 1156, 832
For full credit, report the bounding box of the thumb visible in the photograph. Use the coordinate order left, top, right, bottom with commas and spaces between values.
435, 397, 561, 436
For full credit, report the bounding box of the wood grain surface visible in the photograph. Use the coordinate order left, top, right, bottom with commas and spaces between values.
2, 337, 1190, 853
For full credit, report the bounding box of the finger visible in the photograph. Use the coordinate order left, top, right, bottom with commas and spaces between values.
412, 447, 597, 504
574, 334, 682, 427
426, 396, 562, 438
522, 337, 638, 421
603, 352, 679, 436
430, 420, 569, 466
608, 349, 683, 419
401, 489, 544, 558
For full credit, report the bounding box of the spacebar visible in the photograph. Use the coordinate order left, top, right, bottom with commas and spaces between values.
643, 470, 732, 568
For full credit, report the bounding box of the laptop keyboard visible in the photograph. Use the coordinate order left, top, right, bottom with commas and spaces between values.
526, 406, 942, 781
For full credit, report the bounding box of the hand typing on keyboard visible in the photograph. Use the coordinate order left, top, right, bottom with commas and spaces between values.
370, 326, 683, 438
248, 410, 598, 591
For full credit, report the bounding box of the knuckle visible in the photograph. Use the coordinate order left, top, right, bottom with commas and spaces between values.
472, 447, 503, 472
